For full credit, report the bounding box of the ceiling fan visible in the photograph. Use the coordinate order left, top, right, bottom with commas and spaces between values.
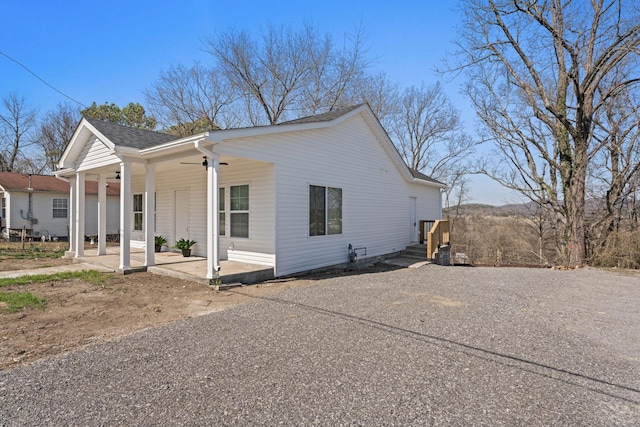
180, 156, 228, 167
106, 171, 121, 180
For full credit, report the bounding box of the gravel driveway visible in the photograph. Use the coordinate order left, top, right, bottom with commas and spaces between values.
1, 265, 638, 426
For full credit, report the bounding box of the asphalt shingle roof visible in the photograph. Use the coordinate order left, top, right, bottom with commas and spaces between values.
278, 104, 363, 125
85, 117, 176, 149
0, 172, 119, 195
410, 169, 444, 185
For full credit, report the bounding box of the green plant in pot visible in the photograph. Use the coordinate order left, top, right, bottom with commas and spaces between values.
154, 235, 168, 253
173, 238, 196, 257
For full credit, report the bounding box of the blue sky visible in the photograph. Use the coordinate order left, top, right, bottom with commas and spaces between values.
1, 0, 516, 205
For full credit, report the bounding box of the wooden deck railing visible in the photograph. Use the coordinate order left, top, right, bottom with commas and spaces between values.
422, 220, 450, 260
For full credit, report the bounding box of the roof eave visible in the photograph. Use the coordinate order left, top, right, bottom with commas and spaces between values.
207, 105, 368, 142
411, 177, 447, 188
59, 118, 118, 169
138, 132, 214, 156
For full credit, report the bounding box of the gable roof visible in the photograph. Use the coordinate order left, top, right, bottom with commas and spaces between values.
84, 117, 176, 149
0, 172, 120, 196
59, 106, 445, 188
410, 169, 445, 185
278, 104, 364, 125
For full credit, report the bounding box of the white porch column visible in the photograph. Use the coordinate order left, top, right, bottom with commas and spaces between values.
206, 154, 220, 279
119, 161, 132, 270
68, 178, 76, 253
97, 173, 107, 255
74, 172, 85, 258
144, 163, 155, 267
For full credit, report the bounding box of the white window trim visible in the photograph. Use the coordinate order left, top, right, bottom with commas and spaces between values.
309, 184, 343, 237
133, 193, 143, 232
52, 197, 68, 219
219, 187, 226, 237
225, 183, 250, 239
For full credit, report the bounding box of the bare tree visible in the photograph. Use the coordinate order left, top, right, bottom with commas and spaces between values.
298, 26, 371, 116
204, 23, 372, 125
391, 81, 476, 209
37, 102, 80, 173
455, 0, 640, 265
589, 87, 640, 241
146, 63, 237, 134
349, 71, 399, 129
0, 93, 37, 172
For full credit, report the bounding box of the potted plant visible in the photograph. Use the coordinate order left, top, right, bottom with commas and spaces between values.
173, 238, 196, 257
154, 235, 168, 253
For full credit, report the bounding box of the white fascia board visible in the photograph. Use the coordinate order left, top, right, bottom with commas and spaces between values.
54, 168, 76, 179
411, 177, 447, 189
138, 132, 213, 156
59, 119, 89, 168
112, 146, 141, 156
358, 108, 446, 189
59, 119, 118, 169
359, 109, 417, 182
206, 106, 367, 142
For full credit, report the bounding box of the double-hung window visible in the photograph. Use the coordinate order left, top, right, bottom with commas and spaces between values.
52, 198, 68, 218
229, 185, 249, 238
309, 185, 342, 236
133, 194, 143, 231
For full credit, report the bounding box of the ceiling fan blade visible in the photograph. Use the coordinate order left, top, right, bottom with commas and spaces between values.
179, 161, 229, 165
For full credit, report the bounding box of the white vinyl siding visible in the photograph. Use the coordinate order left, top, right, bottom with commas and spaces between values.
214, 112, 442, 276
84, 194, 120, 236
76, 138, 120, 171
3, 191, 119, 238
150, 160, 275, 260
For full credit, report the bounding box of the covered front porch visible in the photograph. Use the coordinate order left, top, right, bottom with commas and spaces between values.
57, 118, 277, 281
73, 246, 274, 285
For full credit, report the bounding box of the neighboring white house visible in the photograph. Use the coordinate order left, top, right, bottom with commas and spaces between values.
56, 104, 445, 278
0, 172, 120, 241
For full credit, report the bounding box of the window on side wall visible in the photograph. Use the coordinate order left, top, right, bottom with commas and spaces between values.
309, 185, 342, 236
52, 198, 68, 218
219, 187, 225, 236
133, 194, 143, 231
229, 185, 249, 238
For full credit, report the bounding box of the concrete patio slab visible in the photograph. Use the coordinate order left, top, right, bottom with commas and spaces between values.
72, 246, 274, 285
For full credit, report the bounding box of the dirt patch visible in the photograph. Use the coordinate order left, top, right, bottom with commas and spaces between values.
0, 267, 312, 371
0, 242, 71, 272
0, 256, 72, 272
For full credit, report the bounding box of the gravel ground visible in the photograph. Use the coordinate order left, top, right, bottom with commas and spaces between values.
1, 265, 638, 426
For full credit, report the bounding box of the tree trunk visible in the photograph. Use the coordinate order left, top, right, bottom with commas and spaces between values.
565, 145, 588, 265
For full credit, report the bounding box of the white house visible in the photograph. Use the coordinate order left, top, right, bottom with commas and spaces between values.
56, 104, 445, 278
0, 172, 120, 241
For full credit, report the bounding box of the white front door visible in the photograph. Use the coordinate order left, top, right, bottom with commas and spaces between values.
174, 189, 189, 242
409, 197, 418, 243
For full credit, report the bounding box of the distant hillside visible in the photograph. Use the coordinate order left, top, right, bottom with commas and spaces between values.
447, 198, 605, 219
445, 202, 532, 217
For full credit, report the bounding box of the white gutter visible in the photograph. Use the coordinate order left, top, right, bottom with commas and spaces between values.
139, 132, 214, 155
193, 140, 218, 158
54, 168, 76, 180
